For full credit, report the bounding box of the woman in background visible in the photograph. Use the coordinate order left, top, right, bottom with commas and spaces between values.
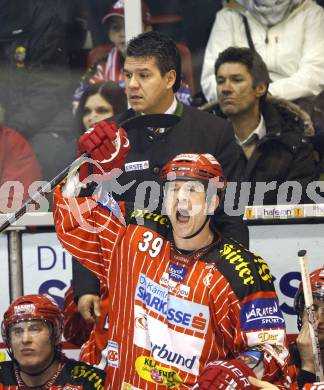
74, 80, 127, 134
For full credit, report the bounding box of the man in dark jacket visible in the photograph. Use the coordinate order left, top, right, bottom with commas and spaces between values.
0, 0, 76, 180
215, 46, 317, 207
72, 31, 249, 324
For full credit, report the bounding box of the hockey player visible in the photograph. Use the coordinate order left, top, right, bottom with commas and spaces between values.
0, 294, 105, 389
53, 121, 291, 388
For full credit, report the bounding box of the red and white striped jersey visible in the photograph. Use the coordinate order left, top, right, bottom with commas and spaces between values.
80, 286, 110, 367
54, 186, 291, 389
63, 285, 109, 367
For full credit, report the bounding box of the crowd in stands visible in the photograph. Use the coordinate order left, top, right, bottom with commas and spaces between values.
0, 0, 323, 211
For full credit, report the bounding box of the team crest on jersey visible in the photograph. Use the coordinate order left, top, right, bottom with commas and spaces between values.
107, 340, 119, 368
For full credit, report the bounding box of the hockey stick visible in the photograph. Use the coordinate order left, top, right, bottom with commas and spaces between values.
298, 249, 324, 382
0, 113, 180, 233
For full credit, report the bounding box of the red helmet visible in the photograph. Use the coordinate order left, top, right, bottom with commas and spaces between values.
1, 294, 63, 345
102, 0, 151, 25
160, 153, 226, 190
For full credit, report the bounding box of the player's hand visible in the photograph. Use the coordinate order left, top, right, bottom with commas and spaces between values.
193, 359, 256, 390
248, 377, 279, 389
77, 294, 101, 324
78, 120, 130, 181
297, 311, 316, 373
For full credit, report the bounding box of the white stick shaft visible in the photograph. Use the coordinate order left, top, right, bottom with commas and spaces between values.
298, 251, 324, 382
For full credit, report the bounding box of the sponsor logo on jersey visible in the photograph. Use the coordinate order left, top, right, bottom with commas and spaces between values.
151, 342, 197, 370
246, 329, 286, 349
203, 271, 213, 288
169, 279, 190, 298
135, 356, 183, 388
169, 263, 188, 282
257, 331, 279, 343
107, 340, 119, 368
134, 314, 204, 375
240, 297, 285, 331
134, 305, 148, 330
135, 273, 209, 333
219, 244, 273, 286
160, 272, 190, 298
70, 365, 104, 390
125, 160, 149, 172
219, 244, 255, 285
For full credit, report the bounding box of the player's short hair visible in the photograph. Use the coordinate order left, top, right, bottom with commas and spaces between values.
126, 31, 181, 92
215, 47, 270, 105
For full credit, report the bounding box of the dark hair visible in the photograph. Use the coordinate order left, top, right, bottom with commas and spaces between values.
74, 81, 127, 134
126, 31, 181, 92
215, 47, 270, 106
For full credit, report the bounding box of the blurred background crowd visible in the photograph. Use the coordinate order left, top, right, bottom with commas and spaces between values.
1, 0, 324, 209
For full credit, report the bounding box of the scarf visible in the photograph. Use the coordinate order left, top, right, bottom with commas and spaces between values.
237, 0, 303, 26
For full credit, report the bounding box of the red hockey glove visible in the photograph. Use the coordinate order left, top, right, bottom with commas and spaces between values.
78, 121, 130, 181
193, 359, 257, 390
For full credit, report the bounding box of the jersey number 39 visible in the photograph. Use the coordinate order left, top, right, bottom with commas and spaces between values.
138, 231, 163, 258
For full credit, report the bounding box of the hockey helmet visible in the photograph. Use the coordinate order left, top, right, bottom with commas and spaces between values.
160, 153, 226, 189
294, 267, 324, 329
1, 294, 63, 345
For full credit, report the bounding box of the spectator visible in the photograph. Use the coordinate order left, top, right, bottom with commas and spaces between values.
71, 31, 248, 325
79, 0, 115, 47
214, 47, 317, 206
0, 294, 105, 389
0, 0, 76, 181
74, 80, 127, 134
54, 149, 290, 388
73, 0, 192, 110
0, 106, 42, 211
201, 0, 324, 104
249, 267, 324, 389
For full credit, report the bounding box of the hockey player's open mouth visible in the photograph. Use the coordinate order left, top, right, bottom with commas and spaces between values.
176, 209, 190, 223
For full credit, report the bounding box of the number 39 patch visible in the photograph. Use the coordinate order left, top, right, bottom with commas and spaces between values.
138, 231, 163, 258
107, 340, 119, 368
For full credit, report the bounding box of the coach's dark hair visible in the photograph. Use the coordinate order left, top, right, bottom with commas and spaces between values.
126, 31, 181, 92
215, 47, 270, 106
